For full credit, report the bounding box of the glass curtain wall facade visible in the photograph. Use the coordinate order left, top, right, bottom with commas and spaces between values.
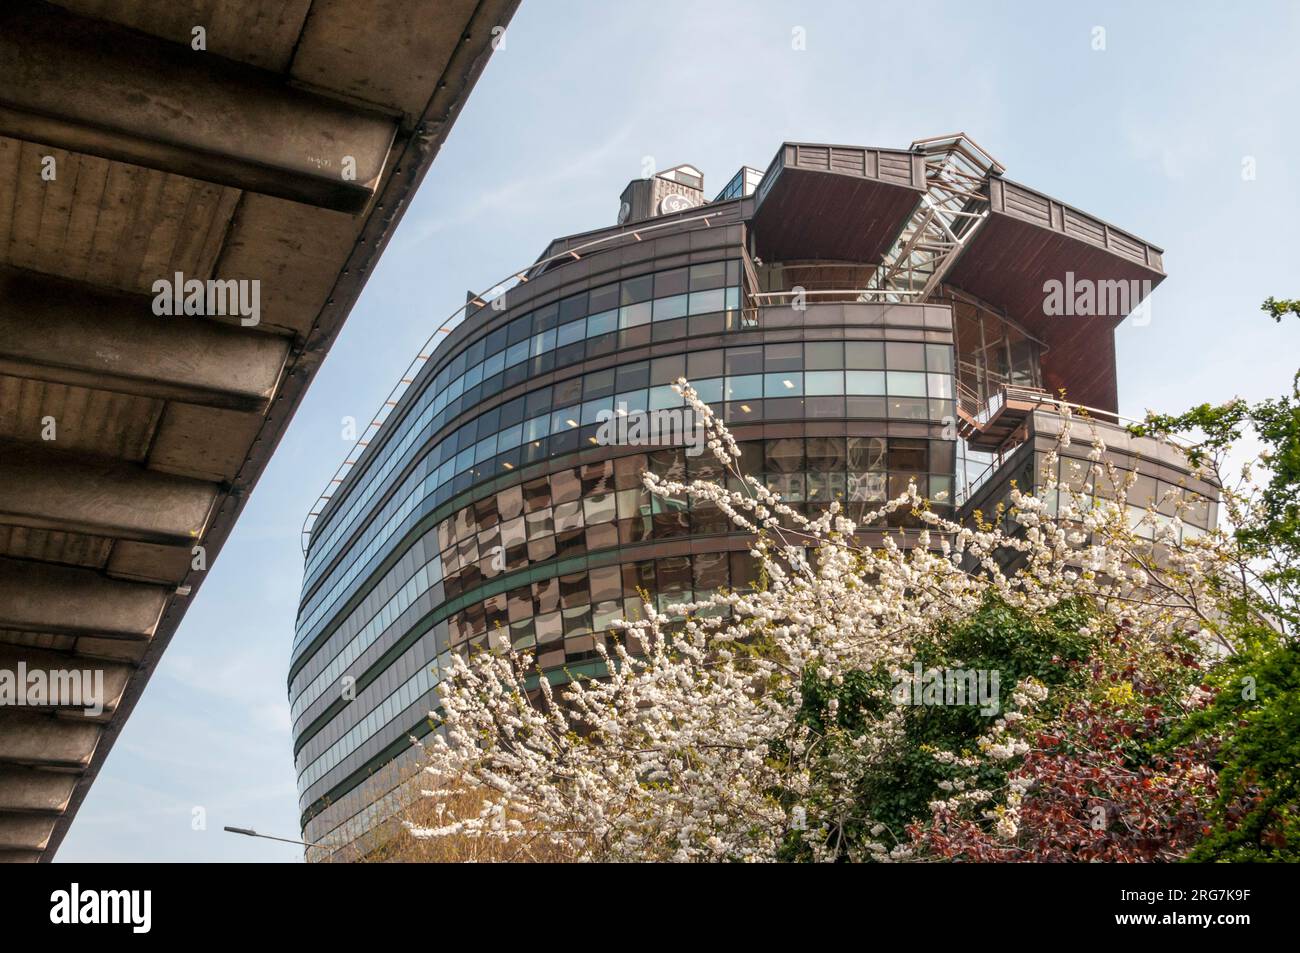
291, 232, 956, 850
290, 140, 1203, 856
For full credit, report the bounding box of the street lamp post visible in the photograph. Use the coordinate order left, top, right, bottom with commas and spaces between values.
223, 826, 322, 850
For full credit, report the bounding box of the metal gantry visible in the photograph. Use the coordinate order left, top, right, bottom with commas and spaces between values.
867, 133, 1006, 302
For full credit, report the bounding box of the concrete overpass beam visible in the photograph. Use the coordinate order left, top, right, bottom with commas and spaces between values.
0, 813, 56, 851
0, 1, 397, 212
0, 266, 290, 412
0, 849, 42, 863
0, 645, 132, 717
0, 767, 76, 814
0, 444, 218, 547
0, 558, 169, 639
0, 711, 100, 768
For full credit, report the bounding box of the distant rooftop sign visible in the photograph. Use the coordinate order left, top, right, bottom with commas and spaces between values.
658, 192, 697, 215
658, 164, 703, 190
617, 163, 705, 225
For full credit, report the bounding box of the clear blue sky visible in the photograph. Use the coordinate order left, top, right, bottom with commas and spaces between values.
56, 0, 1300, 861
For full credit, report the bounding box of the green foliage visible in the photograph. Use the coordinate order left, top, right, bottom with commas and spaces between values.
892, 597, 1098, 784
1131, 297, 1300, 633
1262, 297, 1300, 323
1133, 297, 1300, 861
1171, 636, 1300, 861
780, 597, 1103, 860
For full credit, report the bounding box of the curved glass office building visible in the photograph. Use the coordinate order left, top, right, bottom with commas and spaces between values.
290, 137, 1217, 856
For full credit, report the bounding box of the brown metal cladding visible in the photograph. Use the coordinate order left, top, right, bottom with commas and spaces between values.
945, 178, 1165, 413
750, 143, 925, 265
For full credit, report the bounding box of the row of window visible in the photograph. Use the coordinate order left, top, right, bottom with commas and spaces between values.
298, 546, 768, 797
292, 437, 957, 734
294, 339, 956, 655
714, 166, 763, 202
304, 259, 743, 585
291, 553, 442, 725
290, 522, 441, 706
431, 472, 953, 601
295, 402, 956, 659
295, 452, 667, 710
297, 660, 436, 790
304, 264, 952, 595
294, 629, 441, 789
304, 745, 429, 855
1055, 457, 1215, 527
300, 338, 953, 625
300, 288, 744, 592
432, 436, 956, 553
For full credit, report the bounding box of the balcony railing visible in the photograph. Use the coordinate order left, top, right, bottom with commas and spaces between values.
742, 254, 928, 311
955, 389, 1198, 507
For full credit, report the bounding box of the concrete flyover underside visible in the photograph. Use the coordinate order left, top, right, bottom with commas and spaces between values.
0, 0, 518, 861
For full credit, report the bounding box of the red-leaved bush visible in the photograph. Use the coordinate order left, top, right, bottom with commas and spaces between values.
912, 693, 1219, 862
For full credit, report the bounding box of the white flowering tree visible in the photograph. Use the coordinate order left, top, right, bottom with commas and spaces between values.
399, 380, 1249, 862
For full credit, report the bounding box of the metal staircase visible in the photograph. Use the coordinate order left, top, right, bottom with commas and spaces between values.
956, 383, 1052, 451
866, 133, 1005, 301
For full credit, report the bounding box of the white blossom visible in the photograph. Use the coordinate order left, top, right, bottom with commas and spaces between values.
402, 380, 1240, 862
